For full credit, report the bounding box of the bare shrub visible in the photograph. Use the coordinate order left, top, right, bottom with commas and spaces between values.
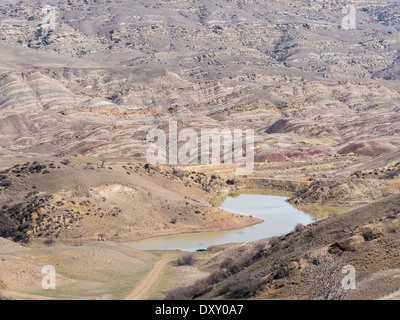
43, 238, 54, 245
165, 269, 226, 300
190, 278, 214, 297
204, 269, 226, 285
172, 167, 184, 178
99, 158, 107, 168
294, 223, 305, 232
387, 226, 397, 233
252, 250, 262, 261
220, 258, 233, 269
225, 254, 253, 275
172, 253, 197, 266
292, 253, 349, 300
268, 236, 282, 248
271, 255, 295, 282
219, 273, 263, 298
308, 223, 325, 239
60, 159, 70, 165
362, 228, 383, 241
84, 162, 92, 170
165, 277, 214, 300
254, 242, 266, 251
165, 286, 194, 300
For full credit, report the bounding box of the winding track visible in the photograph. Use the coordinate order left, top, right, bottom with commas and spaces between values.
125, 257, 171, 300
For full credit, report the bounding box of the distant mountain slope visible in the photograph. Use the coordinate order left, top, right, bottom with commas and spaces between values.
0, 0, 399, 82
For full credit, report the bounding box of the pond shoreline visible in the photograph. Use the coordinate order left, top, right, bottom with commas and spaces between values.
123, 190, 318, 252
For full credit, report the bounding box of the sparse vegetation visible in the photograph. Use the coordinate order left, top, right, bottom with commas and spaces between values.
100, 158, 107, 168
25, 191, 39, 198
294, 223, 305, 232
218, 272, 263, 298
43, 238, 55, 245
291, 253, 348, 300
165, 285, 194, 300
172, 254, 197, 266
60, 159, 71, 166
268, 236, 282, 248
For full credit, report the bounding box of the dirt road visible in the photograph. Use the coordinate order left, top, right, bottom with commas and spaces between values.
125, 257, 171, 300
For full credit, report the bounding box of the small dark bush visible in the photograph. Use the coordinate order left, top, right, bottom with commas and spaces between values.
0, 181, 11, 187
172, 254, 197, 266
294, 223, 305, 232
254, 242, 266, 251
252, 249, 265, 261
223, 254, 254, 275
165, 268, 226, 300
219, 273, 263, 298
362, 228, 383, 241
165, 286, 194, 300
43, 238, 54, 245
269, 236, 282, 248
206, 269, 226, 285
25, 191, 39, 198
220, 258, 233, 269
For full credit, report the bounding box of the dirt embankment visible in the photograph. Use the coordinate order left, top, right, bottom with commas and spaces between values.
0, 158, 260, 244
289, 178, 400, 207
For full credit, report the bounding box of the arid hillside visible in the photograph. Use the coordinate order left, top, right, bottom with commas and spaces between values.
0, 157, 261, 243
0, 0, 399, 301
165, 194, 400, 300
